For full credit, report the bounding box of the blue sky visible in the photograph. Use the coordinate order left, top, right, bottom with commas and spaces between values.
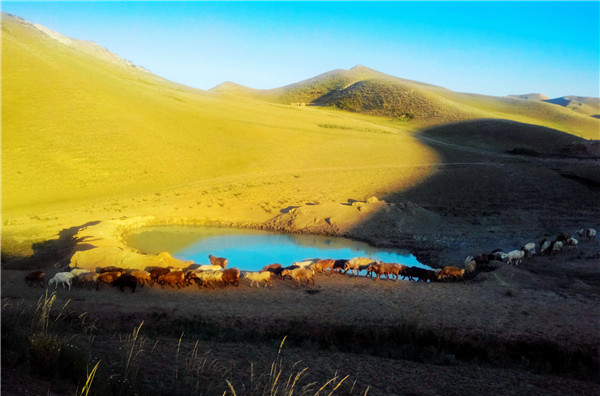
2, 1, 599, 98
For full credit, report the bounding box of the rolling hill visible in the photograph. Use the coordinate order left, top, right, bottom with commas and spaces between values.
211, 66, 599, 138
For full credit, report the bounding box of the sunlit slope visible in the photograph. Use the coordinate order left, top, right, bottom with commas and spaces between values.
1, 14, 435, 215
211, 66, 599, 139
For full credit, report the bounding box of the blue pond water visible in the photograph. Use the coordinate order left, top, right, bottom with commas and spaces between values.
126, 226, 427, 272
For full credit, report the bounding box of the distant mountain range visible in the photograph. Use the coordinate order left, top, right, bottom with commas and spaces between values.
508, 94, 600, 118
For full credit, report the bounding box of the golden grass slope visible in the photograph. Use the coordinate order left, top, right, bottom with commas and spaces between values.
211, 66, 599, 139
1, 14, 438, 254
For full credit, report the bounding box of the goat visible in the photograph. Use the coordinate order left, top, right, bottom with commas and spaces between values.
551, 241, 563, 255
149, 267, 171, 283
245, 271, 272, 288
48, 272, 75, 290
96, 271, 122, 289
97, 266, 126, 275
260, 263, 282, 272
208, 254, 228, 269
189, 270, 224, 288
332, 260, 348, 274
521, 243, 536, 258
25, 271, 45, 287
75, 272, 99, 290
70, 268, 91, 277
566, 237, 579, 250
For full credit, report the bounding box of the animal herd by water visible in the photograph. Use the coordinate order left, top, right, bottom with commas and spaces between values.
23, 227, 596, 293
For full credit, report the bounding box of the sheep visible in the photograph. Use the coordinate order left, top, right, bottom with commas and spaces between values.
551, 241, 563, 255
208, 254, 228, 269
369, 262, 404, 280
112, 274, 138, 293
48, 272, 75, 290
245, 271, 272, 288
149, 267, 171, 283
196, 264, 223, 272
556, 232, 571, 243
189, 270, 224, 288
260, 263, 282, 272
489, 251, 508, 262
577, 228, 597, 240
75, 272, 99, 289
506, 249, 525, 266
402, 267, 437, 282
521, 243, 536, 258
222, 268, 240, 287
344, 257, 375, 275
281, 267, 315, 287
292, 259, 319, 268
311, 259, 335, 275
464, 256, 477, 272
25, 271, 45, 287
70, 268, 91, 277
96, 271, 122, 289
332, 260, 348, 274
437, 266, 465, 282
540, 240, 552, 255
566, 237, 579, 250
158, 271, 186, 288
129, 270, 153, 287
97, 266, 126, 274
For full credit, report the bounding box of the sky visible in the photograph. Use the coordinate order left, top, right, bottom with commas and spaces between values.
2, 1, 599, 98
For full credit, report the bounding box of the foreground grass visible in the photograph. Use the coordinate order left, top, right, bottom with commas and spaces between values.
2, 291, 598, 395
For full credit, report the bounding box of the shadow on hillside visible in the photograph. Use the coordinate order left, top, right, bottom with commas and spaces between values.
1, 221, 101, 270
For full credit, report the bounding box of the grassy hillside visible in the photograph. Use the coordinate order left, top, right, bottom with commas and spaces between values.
1, 14, 438, 255
211, 66, 599, 139
543, 96, 600, 118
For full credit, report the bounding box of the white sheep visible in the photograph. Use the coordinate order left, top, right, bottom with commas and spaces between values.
244, 271, 272, 288
464, 256, 477, 272
540, 240, 552, 255
48, 272, 75, 290
551, 241, 563, 255
522, 242, 536, 258
566, 238, 579, 250
196, 264, 223, 272
292, 259, 319, 268
577, 228, 597, 240
70, 268, 91, 277
506, 250, 525, 266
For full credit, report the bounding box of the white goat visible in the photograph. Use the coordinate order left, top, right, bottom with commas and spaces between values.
48, 272, 75, 290
551, 241, 563, 255
566, 238, 579, 250
522, 242, 536, 258
577, 228, 596, 240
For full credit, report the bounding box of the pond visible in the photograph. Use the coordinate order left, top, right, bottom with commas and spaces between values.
125, 225, 428, 272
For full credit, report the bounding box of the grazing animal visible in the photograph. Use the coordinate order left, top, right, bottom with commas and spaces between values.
578, 228, 597, 240
282, 268, 315, 287
566, 237, 579, 250
332, 260, 348, 273
149, 267, 171, 283
129, 270, 153, 287
312, 259, 335, 275
260, 263, 282, 272
96, 271, 122, 289
344, 257, 375, 275
208, 254, 228, 269
158, 271, 185, 288
293, 259, 319, 268
367, 262, 404, 280
245, 271, 272, 288
75, 272, 99, 289
402, 266, 437, 282
556, 232, 571, 243
70, 268, 91, 277
25, 271, 45, 287
189, 270, 224, 288
464, 256, 477, 272
551, 241, 563, 255
506, 250, 525, 266
521, 243, 536, 258
437, 266, 466, 282
196, 264, 223, 272
112, 274, 138, 293
48, 272, 75, 290
222, 268, 240, 287
540, 240, 552, 255
97, 266, 126, 274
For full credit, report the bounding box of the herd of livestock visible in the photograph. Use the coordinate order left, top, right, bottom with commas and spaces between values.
24, 228, 596, 293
